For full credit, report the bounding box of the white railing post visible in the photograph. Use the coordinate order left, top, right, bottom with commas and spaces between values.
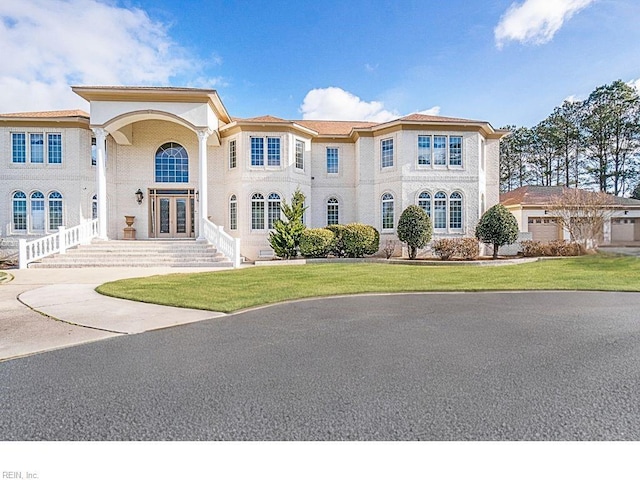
58, 226, 66, 254
18, 239, 27, 270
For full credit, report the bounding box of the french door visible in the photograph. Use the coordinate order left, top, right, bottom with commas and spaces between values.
149, 189, 195, 238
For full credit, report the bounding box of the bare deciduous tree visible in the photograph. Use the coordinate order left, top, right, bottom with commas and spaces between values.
547, 188, 616, 249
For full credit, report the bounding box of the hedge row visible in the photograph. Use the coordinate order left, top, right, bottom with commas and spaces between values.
299, 223, 380, 258
520, 240, 583, 257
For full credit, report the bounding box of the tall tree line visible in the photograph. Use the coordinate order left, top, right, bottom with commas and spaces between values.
500, 80, 640, 197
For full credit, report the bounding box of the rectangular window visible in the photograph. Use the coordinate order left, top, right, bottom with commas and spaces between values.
12, 133, 26, 163
91, 137, 97, 166
449, 136, 462, 166
30, 133, 44, 163
295, 140, 304, 170
327, 147, 339, 174
252, 200, 264, 230
434, 198, 447, 229
417, 135, 431, 166
433, 136, 446, 166
450, 201, 462, 229
381, 138, 394, 168
267, 137, 280, 166
48, 133, 62, 164
49, 198, 63, 230
251, 137, 264, 166
229, 139, 237, 169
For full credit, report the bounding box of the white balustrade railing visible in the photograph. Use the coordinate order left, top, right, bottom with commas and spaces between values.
201, 218, 241, 268
18, 219, 99, 269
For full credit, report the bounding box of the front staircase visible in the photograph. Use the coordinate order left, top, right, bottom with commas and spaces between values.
28, 240, 234, 268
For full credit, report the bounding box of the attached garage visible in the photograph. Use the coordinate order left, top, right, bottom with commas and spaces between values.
611, 218, 638, 243
527, 217, 561, 242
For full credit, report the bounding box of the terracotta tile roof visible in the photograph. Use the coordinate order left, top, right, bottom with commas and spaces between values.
500, 186, 640, 207
296, 120, 378, 135
397, 113, 485, 123
241, 115, 290, 123
0, 109, 89, 119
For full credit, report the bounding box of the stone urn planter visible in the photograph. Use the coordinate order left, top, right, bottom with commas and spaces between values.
124, 215, 136, 240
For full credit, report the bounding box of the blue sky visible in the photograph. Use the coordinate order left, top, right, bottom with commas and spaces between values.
1, 0, 640, 127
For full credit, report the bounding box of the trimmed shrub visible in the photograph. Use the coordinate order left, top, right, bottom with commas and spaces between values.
299, 228, 335, 258
342, 223, 380, 258
521, 240, 583, 257
432, 238, 457, 260
382, 239, 397, 259
455, 238, 480, 260
397, 205, 433, 259
326, 224, 347, 257
475, 204, 519, 259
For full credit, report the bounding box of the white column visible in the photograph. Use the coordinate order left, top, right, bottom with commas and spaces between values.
197, 128, 212, 240
92, 127, 108, 240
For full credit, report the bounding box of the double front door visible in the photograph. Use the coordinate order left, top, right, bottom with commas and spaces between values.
149, 189, 195, 238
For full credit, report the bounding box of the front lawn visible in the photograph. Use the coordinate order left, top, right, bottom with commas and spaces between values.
95, 255, 640, 313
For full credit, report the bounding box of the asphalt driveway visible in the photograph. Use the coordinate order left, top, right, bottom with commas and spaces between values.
1, 291, 640, 440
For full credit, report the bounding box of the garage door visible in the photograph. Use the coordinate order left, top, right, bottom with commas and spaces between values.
528, 217, 561, 242
611, 218, 636, 243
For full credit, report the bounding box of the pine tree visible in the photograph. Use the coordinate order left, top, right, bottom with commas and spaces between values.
268, 188, 307, 259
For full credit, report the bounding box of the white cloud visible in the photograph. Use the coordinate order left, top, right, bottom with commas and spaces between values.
628, 79, 640, 92
300, 87, 399, 122
417, 106, 441, 116
0, 0, 219, 112
494, 0, 595, 48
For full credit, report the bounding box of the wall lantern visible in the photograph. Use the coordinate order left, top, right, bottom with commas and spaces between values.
624, 210, 629, 215
544, 210, 548, 215
135, 189, 144, 205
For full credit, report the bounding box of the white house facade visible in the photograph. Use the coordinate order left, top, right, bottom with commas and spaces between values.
1, 86, 505, 261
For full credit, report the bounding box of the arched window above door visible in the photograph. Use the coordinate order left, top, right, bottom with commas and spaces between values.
155, 142, 189, 183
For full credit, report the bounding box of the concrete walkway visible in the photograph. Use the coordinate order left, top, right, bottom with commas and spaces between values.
0, 267, 228, 361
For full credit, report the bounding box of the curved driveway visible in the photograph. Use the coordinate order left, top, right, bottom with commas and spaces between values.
2, 291, 640, 440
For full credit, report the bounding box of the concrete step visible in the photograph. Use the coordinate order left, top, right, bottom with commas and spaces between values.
30, 240, 232, 268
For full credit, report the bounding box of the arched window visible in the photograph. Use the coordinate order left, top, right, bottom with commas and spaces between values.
267, 193, 281, 229
12, 191, 27, 231
433, 192, 447, 229
30, 191, 45, 231
251, 193, 265, 230
449, 192, 463, 230
155, 142, 189, 183
418, 191, 431, 218
327, 197, 339, 226
92, 194, 98, 220
382, 193, 394, 230
229, 195, 237, 230
48, 191, 63, 230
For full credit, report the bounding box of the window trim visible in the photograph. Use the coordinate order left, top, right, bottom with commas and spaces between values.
12, 191, 27, 232
326, 197, 339, 226
381, 192, 395, 231
381, 138, 394, 169
326, 147, 339, 174
155, 142, 189, 183
229, 139, 237, 169
250, 136, 282, 168
416, 134, 464, 169
229, 194, 237, 230
295, 139, 305, 171
251, 192, 265, 231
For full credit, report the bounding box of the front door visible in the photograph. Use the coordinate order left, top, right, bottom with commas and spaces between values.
149, 189, 195, 238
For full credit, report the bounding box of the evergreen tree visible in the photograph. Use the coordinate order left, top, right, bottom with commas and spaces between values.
396, 205, 432, 259
475, 204, 519, 259
268, 188, 307, 259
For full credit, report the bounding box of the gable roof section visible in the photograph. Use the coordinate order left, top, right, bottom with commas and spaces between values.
500, 186, 640, 208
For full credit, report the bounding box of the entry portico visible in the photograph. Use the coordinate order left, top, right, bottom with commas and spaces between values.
72, 86, 231, 241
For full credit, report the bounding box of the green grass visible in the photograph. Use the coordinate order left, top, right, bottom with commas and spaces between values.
95, 254, 640, 313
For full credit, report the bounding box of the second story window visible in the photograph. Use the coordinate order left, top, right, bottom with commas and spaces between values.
295, 140, 304, 170
12, 133, 26, 163
381, 138, 394, 168
417, 135, 464, 167
327, 147, 339, 174
229, 140, 237, 169
30, 133, 44, 163
48, 134, 62, 164
251, 136, 281, 167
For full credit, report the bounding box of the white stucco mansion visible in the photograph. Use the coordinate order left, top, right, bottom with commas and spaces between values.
1, 86, 505, 261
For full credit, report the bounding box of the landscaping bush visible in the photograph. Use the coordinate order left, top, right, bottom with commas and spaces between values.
299, 228, 335, 258
521, 240, 583, 257
268, 189, 307, 259
342, 223, 380, 257
432, 238, 457, 260
455, 237, 480, 260
325, 224, 347, 257
431, 237, 479, 260
397, 205, 433, 259
382, 239, 397, 259
475, 204, 519, 259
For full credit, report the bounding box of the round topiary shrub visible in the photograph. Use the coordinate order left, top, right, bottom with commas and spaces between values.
475, 204, 519, 259
299, 228, 335, 258
342, 223, 380, 257
397, 205, 432, 259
